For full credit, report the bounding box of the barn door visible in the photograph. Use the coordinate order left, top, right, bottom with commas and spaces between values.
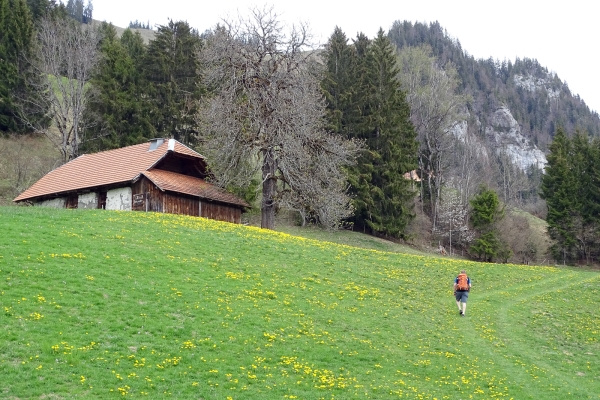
98, 192, 107, 209
66, 195, 78, 209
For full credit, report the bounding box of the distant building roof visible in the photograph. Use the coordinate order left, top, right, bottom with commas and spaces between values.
13, 139, 247, 208
403, 170, 422, 182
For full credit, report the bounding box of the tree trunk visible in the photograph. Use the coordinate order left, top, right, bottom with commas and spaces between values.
261, 148, 276, 230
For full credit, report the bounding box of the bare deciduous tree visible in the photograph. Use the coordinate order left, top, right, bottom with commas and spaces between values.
452, 123, 489, 204
495, 148, 531, 207
396, 45, 468, 231
18, 16, 100, 163
434, 183, 474, 254
198, 6, 359, 230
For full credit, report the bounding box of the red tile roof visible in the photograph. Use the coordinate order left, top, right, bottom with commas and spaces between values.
13, 140, 246, 207
142, 170, 249, 208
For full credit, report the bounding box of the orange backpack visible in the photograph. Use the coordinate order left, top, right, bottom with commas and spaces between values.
456, 273, 469, 291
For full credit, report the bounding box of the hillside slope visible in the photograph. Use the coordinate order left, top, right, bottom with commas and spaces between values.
91, 19, 156, 43
389, 21, 600, 168
0, 207, 598, 398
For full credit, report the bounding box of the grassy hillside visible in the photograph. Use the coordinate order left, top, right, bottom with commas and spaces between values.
1, 207, 598, 399
0, 135, 61, 206
91, 19, 156, 43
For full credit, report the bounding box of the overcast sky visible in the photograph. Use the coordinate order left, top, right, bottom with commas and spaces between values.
93, 0, 599, 114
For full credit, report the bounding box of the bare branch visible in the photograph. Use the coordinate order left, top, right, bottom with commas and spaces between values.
16, 16, 100, 163
198, 7, 358, 229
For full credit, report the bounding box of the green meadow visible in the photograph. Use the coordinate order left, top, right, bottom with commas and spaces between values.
1, 207, 598, 399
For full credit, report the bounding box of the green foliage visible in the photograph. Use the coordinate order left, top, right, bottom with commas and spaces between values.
84, 19, 204, 152
228, 178, 259, 206
470, 231, 500, 261
65, 0, 90, 23
470, 185, 503, 229
1, 206, 600, 398
0, 0, 35, 133
25, 0, 55, 22
541, 127, 600, 264
143, 20, 203, 145
469, 185, 505, 261
128, 19, 151, 30
362, 30, 418, 237
322, 28, 418, 238
82, 24, 155, 152
320, 27, 355, 134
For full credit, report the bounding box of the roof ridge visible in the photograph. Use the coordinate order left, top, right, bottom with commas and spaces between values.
14, 140, 208, 203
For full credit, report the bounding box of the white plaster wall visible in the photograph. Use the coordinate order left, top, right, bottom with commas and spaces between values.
106, 187, 132, 211
37, 197, 66, 208
78, 192, 97, 209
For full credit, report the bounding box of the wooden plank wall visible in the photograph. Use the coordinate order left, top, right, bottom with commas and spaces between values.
131, 175, 242, 223
200, 201, 241, 224
164, 192, 200, 217
131, 178, 149, 211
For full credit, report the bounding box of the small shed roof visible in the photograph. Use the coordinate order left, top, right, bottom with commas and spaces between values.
142, 169, 249, 208
14, 139, 219, 203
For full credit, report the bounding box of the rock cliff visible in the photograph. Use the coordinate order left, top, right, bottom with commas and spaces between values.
484, 106, 547, 171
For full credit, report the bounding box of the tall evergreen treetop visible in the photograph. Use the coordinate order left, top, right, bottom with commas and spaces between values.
469, 185, 505, 262
541, 128, 600, 263
143, 20, 203, 144
0, 0, 36, 132
360, 29, 418, 237
120, 28, 146, 62
26, 0, 56, 22
82, 23, 154, 152
322, 27, 418, 238
320, 27, 355, 135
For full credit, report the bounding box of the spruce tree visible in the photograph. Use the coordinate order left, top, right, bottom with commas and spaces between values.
540, 127, 577, 263
121, 28, 146, 62
25, 0, 54, 22
82, 24, 154, 152
0, 0, 36, 133
589, 139, 600, 261
322, 28, 418, 238
143, 20, 203, 145
320, 27, 355, 135
65, 0, 83, 22
358, 29, 418, 237
469, 185, 505, 262
571, 132, 599, 263
82, 0, 92, 23
65, 0, 74, 18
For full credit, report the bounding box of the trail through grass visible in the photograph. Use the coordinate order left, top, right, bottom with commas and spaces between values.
0, 207, 598, 399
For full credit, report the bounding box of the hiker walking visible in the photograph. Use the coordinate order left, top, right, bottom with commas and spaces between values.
454, 269, 471, 316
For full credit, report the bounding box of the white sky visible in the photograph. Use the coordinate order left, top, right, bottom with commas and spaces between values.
93, 0, 599, 114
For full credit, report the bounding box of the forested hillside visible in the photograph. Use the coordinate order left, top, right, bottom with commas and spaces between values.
388, 21, 600, 150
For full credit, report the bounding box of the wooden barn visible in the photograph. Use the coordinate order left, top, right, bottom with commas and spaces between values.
13, 138, 250, 223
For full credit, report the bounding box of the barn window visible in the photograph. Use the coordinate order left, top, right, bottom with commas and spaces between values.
66, 195, 78, 209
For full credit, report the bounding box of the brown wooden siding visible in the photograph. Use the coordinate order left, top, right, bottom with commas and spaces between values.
132, 177, 166, 212
163, 192, 200, 216
130, 175, 242, 223
200, 200, 241, 223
